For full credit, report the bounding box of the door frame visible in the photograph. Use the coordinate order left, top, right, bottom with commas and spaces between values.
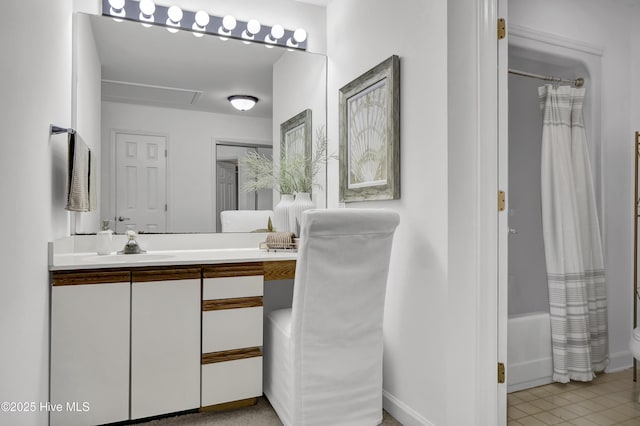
475, 0, 502, 424
212, 138, 272, 232
497, 0, 508, 424
108, 129, 170, 233
215, 160, 238, 233
492, 11, 605, 424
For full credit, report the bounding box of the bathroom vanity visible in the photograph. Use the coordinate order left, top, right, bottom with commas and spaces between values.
48, 234, 296, 426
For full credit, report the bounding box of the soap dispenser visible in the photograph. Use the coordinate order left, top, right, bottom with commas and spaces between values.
96, 220, 113, 255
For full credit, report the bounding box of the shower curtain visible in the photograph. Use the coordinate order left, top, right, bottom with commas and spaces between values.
538, 85, 609, 383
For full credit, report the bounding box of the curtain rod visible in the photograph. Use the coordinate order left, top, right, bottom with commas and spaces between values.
508, 68, 584, 87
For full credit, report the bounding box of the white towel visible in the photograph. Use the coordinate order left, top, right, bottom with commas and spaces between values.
66, 133, 92, 212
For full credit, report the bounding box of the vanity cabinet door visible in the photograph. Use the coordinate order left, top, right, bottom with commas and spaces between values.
50, 271, 131, 426
130, 268, 201, 420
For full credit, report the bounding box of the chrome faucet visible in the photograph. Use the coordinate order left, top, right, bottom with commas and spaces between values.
118, 230, 146, 254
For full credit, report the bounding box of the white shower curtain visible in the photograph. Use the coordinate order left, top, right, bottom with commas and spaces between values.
538, 84, 609, 383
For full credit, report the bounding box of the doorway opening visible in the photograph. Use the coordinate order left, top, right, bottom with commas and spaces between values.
501, 23, 604, 393
214, 141, 273, 232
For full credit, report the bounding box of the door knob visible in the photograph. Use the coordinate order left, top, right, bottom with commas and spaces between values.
117, 216, 131, 222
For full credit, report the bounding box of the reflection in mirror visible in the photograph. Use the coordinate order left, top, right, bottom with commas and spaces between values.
215, 143, 273, 232
73, 13, 326, 233
280, 109, 312, 195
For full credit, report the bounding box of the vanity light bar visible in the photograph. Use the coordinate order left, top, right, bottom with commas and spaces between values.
102, 0, 308, 51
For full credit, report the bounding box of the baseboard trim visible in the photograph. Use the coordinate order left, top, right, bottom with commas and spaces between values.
607, 350, 633, 373
383, 389, 434, 426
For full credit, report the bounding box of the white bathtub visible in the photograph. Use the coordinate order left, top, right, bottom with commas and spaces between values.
507, 311, 553, 392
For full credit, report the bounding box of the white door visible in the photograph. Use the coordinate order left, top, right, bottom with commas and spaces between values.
216, 161, 237, 232
115, 133, 167, 233
497, 0, 509, 424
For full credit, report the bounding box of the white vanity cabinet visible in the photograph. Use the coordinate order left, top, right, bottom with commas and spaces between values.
201, 263, 265, 408
50, 270, 131, 426
49, 258, 297, 423
130, 268, 201, 420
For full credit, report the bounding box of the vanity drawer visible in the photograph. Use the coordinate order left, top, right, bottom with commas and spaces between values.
202, 307, 263, 353
201, 356, 262, 407
203, 275, 263, 299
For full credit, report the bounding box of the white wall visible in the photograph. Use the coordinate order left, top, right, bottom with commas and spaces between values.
0, 0, 73, 425
73, 12, 102, 234
273, 50, 327, 208
101, 102, 271, 232
509, 0, 638, 372
327, 1, 449, 424
507, 68, 548, 316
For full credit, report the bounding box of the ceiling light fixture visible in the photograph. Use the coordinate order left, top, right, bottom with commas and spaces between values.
101, 0, 307, 50
228, 95, 259, 111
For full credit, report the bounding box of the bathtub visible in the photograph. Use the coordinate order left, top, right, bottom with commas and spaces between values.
507, 311, 553, 392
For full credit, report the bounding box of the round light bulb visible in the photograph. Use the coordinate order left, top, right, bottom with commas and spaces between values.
247, 19, 261, 35
194, 10, 209, 27
271, 24, 284, 40
139, 0, 155, 16
293, 28, 307, 43
110, 2, 126, 20
109, 0, 125, 10
222, 15, 237, 31
167, 5, 183, 23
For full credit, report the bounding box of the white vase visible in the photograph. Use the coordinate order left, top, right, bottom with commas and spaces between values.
288, 192, 314, 236
274, 194, 295, 232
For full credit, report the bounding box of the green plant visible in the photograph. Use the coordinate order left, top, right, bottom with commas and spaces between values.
240, 127, 331, 194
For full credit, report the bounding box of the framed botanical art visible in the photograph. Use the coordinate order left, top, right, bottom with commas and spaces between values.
339, 55, 400, 202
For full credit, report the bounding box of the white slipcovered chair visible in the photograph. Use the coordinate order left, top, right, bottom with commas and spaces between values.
220, 209, 273, 232
264, 208, 400, 426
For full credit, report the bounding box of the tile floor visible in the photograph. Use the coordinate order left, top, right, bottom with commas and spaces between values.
508, 369, 640, 425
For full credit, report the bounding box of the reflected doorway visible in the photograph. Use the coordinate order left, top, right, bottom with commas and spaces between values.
215, 142, 273, 232
114, 132, 167, 234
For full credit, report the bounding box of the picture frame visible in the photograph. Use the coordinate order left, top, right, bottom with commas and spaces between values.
339, 55, 400, 202
280, 109, 312, 192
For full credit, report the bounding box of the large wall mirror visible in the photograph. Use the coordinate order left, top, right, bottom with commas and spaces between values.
74, 12, 327, 233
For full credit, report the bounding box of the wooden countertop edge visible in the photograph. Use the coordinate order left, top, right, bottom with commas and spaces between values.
51, 260, 296, 285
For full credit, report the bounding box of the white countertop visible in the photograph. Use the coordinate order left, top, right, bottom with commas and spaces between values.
49, 234, 297, 271
50, 248, 297, 271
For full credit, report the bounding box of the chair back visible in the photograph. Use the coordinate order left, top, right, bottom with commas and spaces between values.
290, 208, 399, 424
220, 210, 273, 232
